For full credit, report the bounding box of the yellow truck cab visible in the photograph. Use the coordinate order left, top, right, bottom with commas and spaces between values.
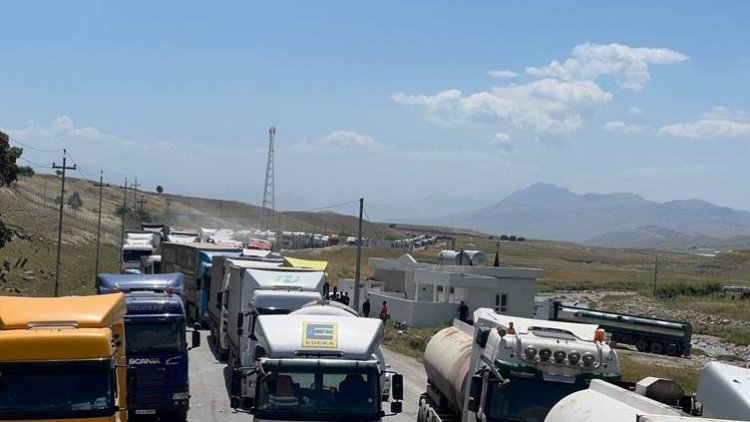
0, 294, 128, 422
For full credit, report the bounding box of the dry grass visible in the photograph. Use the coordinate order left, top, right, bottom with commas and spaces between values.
618, 352, 702, 393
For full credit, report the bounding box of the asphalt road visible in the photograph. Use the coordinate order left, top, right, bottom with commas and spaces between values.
186, 330, 427, 422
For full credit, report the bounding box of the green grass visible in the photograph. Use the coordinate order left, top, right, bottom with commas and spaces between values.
382, 323, 446, 361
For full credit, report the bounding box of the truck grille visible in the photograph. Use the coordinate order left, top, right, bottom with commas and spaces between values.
136, 368, 167, 388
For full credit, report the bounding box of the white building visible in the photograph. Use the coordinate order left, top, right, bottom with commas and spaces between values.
365, 254, 542, 327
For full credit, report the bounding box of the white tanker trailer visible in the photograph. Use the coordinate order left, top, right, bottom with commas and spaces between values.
418, 308, 621, 422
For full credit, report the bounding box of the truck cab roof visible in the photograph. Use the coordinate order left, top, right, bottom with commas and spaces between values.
256, 314, 384, 360
96, 273, 185, 295
125, 292, 186, 316
0, 294, 126, 329
0, 294, 126, 361
242, 267, 326, 291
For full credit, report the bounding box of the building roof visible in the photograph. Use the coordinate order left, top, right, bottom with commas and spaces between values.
370, 253, 543, 280
0, 294, 126, 330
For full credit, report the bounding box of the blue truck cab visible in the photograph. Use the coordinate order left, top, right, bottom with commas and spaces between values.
96, 273, 200, 421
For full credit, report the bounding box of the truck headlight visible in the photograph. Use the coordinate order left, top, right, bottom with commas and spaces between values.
553, 350, 566, 363
582, 353, 596, 367
539, 349, 552, 361
172, 392, 189, 400
523, 346, 537, 360
568, 351, 581, 365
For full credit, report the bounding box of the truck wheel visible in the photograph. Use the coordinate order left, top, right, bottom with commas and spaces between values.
165, 411, 187, 422
650, 341, 664, 355
635, 338, 649, 352
665, 343, 681, 357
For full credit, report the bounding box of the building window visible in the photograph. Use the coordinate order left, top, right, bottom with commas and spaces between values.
495, 293, 508, 313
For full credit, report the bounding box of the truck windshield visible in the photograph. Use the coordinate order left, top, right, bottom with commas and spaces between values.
487, 378, 584, 422
125, 321, 185, 354
255, 368, 380, 421
123, 249, 152, 262
0, 360, 115, 420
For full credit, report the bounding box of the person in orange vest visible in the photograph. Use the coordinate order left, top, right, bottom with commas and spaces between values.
379, 301, 390, 324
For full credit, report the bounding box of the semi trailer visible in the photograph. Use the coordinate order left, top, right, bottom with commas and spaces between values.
418, 308, 621, 422
0, 294, 128, 422
223, 263, 326, 403
161, 242, 243, 325
231, 302, 404, 421
97, 273, 200, 421
207, 256, 284, 360
535, 299, 692, 356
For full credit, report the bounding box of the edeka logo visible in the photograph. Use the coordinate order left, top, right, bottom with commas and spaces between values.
302, 322, 338, 348
129, 358, 161, 365
276, 274, 302, 284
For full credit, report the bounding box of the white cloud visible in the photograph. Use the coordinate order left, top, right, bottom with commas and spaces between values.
317, 130, 384, 149
526, 42, 687, 91
488, 69, 518, 78
658, 106, 750, 139
603, 120, 645, 134
393, 78, 612, 135
628, 106, 643, 115
490, 132, 514, 153
10, 115, 121, 145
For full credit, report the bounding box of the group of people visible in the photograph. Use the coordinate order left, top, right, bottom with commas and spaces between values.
331, 292, 352, 306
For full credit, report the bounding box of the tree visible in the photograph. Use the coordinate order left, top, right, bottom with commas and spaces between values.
17, 166, 35, 177
67, 191, 83, 211
0, 131, 22, 250
156, 185, 164, 194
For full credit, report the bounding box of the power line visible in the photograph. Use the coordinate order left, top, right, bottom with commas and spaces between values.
8, 135, 64, 153
18, 156, 50, 169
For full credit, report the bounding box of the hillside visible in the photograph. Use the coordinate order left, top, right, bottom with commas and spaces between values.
424, 183, 750, 249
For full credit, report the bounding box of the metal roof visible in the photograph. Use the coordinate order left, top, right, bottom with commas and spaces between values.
256, 314, 384, 360
0, 294, 126, 330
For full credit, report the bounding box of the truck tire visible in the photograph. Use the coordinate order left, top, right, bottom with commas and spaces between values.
650, 341, 664, 355
165, 411, 188, 422
635, 338, 649, 352
665, 343, 681, 357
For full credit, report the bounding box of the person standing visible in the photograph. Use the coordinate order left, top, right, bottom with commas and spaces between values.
458, 301, 469, 323
362, 297, 371, 318
379, 301, 390, 324
343, 292, 350, 306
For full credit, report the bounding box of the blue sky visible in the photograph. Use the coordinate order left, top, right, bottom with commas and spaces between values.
2, 1, 749, 218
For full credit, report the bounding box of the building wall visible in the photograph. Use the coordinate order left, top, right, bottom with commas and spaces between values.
367, 291, 458, 327
372, 268, 407, 292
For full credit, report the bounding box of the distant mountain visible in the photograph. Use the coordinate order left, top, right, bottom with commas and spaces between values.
421, 183, 750, 249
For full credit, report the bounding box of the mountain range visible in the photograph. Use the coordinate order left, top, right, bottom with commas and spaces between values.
417, 183, 750, 250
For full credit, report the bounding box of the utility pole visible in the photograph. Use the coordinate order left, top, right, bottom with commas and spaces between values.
353, 198, 364, 313
52, 149, 76, 297
130, 177, 140, 210
119, 178, 128, 268
653, 255, 659, 296
93, 171, 107, 277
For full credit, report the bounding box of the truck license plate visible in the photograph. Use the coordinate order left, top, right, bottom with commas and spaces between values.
135, 409, 157, 415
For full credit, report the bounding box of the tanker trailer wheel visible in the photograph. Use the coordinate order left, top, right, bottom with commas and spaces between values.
650, 341, 664, 355
635, 338, 650, 352
665, 343, 681, 357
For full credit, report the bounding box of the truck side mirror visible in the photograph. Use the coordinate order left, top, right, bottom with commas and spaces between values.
467, 374, 483, 413
216, 292, 223, 309
236, 312, 244, 335
249, 314, 258, 341
391, 374, 404, 401
390, 401, 402, 414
